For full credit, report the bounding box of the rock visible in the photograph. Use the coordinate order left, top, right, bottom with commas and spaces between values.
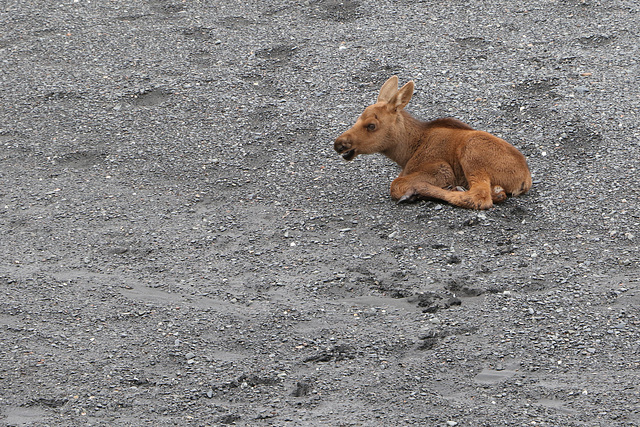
447, 255, 461, 264
292, 381, 313, 397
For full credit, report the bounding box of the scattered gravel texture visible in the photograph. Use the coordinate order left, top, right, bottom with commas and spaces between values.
1, 0, 640, 426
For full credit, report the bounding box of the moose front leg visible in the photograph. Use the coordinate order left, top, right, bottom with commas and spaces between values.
391, 173, 452, 203
391, 172, 499, 210
390, 163, 457, 203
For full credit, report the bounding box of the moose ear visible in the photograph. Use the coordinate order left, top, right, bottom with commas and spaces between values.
377, 76, 399, 102
387, 81, 414, 112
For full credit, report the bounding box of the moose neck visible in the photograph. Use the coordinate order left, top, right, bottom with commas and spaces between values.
382, 110, 425, 168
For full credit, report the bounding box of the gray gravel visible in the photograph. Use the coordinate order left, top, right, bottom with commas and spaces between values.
1, 0, 639, 426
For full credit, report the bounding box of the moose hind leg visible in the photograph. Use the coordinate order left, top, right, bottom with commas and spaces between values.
443, 177, 494, 209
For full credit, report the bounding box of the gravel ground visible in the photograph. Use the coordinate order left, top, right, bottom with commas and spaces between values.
1, 1, 639, 426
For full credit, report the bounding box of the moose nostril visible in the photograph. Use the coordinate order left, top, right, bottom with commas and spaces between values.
334, 138, 351, 153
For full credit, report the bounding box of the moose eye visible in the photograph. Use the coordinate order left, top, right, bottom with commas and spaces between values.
366, 123, 376, 131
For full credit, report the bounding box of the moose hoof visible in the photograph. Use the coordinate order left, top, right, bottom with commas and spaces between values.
492, 186, 507, 203
398, 191, 418, 204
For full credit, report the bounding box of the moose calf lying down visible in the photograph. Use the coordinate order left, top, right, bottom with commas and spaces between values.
334, 76, 532, 210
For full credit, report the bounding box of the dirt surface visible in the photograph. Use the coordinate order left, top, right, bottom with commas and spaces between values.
1, 1, 640, 426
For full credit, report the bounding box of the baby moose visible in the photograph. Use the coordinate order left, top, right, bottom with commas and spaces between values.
334, 76, 532, 210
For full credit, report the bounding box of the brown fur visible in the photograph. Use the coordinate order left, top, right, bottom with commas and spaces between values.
334, 76, 532, 210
